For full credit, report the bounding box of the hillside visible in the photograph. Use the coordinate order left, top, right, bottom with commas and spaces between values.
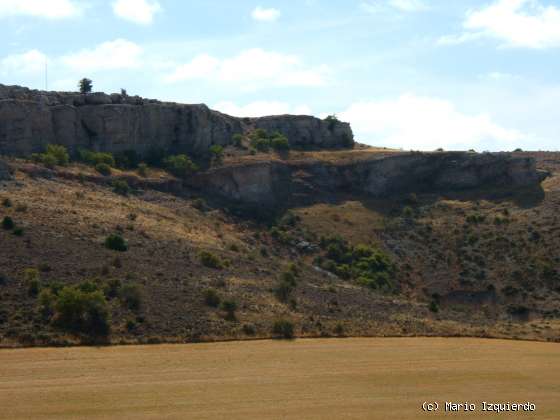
1, 145, 559, 346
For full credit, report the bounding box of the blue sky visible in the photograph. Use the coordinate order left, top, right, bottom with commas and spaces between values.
1, 0, 559, 151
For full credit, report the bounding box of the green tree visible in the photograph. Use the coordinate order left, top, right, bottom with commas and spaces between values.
79, 78, 93, 94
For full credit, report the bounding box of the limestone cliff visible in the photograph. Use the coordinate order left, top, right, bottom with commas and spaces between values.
0, 84, 353, 157
189, 152, 548, 208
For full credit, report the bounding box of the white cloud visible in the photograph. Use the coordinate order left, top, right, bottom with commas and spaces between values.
164, 48, 330, 88
0, 0, 81, 19
338, 94, 524, 151
214, 101, 312, 117
251, 6, 281, 22
112, 0, 161, 25
61, 39, 143, 72
361, 0, 427, 13
0, 50, 47, 74
439, 0, 560, 49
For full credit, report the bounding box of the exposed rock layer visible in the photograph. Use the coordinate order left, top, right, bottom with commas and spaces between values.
189, 152, 548, 207
0, 84, 353, 156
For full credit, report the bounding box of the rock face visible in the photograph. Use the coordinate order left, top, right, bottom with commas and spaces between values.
0, 158, 13, 181
0, 84, 354, 157
189, 152, 547, 208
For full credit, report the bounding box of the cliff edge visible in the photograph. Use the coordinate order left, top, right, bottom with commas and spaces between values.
0, 84, 353, 157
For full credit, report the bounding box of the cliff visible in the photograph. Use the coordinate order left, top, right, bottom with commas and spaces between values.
189, 152, 549, 208
0, 84, 353, 157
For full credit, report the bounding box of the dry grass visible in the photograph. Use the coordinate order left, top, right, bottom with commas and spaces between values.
0, 338, 558, 419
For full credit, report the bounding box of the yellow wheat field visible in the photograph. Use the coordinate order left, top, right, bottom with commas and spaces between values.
0, 338, 558, 419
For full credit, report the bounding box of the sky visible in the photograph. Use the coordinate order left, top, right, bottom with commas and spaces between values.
0, 0, 559, 151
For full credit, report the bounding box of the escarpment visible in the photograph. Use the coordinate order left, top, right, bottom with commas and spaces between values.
188, 152, 548, 208
0, 84, 548, 209
0, 84, 353, 157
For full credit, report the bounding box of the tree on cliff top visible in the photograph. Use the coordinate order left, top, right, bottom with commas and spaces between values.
79, 78, 93, 94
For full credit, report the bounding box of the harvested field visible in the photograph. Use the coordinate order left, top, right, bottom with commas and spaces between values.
0, 338, 558, 419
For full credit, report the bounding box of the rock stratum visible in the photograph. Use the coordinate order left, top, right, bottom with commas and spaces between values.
0, 84, 353, 156
189, 152, 549, 208
0, 84, 548, 208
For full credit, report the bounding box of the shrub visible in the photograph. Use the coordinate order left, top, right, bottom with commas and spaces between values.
164, 154, 199, 178
119, 284, 142, 311
23, 268, 40, 296
2, 198, 12, 207
40, 153, 58, 168
112, 179, 131, 196
115, 150, 140, 169
209, 145, 224, 165
145, 147, 167, 166
103, 278, 122, 299
324, 114, 341, 131
2, 216, 14, 230
46, 144, 69, 166
429, 301, 439, 313
95, 163, 112, 176
274, 280, 295, 303
13, 227, 24, 236
199, 251, 224, 269
192, 198, 207, 211
79, 150, 115, 166
53, 286, 110, 337
221, 299, 238, 321
137, 163, 148, 177
319, 238, 396, 292
204, 289, 221, 307
272, 319, 294, 339
104, 234, 128, 252
242, 324, 256, 335
251, 137, 270, 152
271, 134, 290, 151
232, 134, 243, 147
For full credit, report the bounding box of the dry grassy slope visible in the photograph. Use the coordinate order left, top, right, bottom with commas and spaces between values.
0, 151, 559, 346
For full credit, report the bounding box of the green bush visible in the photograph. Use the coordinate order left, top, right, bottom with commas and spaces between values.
319, 237, 396, 292
199, 251, 224, 269
112, 179, 131, 196
2, 216, 14, 230
209, 145, 224, 165
271, 134, 290, 151
46, 144, 70, 166
119, 284, 142, 311
95, 163, 112, 176
164, 154, 199, 178
232, 134, 243, 147
324, 114, 339, 130
23, 268, 40, 296
221, 299, 238, 321
203, 289, 221, 307
429, 301, 439, 313
33, 145, 70, 168
104, 234, 128, 252
242, 324, 256, 335
115, 150, 140, 169
53, 285, 110, 336
103, 278, 122, 299
137, 163, 148, 177
272, 319, 295, 339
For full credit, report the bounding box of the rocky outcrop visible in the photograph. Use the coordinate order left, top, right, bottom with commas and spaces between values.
0, 84, 354, 157
189, 152, 547, 208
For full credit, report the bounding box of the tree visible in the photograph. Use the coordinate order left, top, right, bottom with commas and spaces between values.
79, 78, 93, 94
